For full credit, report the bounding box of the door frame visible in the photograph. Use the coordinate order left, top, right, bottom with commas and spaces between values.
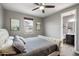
61, 9, 77, 52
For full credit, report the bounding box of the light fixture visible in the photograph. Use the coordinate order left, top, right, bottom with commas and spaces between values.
68, 19, 75, 22
39, 6, 44, 10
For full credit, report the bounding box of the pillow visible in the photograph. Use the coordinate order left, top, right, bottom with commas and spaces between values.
15, 35, 26, 44
13, 36, 26, 53
1, 37, 13, 49
0, 37, 16, 54
9, 36, 14, 40
38, 35, 49, 40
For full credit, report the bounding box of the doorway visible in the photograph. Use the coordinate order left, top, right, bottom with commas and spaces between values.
61, 9, 77, 56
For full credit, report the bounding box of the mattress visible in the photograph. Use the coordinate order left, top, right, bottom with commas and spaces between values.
16, 37, 59, 56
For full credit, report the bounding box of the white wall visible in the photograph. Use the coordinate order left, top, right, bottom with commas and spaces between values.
0, 4, 4, 28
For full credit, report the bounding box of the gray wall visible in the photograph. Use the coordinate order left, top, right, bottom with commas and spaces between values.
43, 4, 78, 38
43, 12, 61, 38
4, 10, 44, 38
43, 4, 79, 52
0, 4, 4, 28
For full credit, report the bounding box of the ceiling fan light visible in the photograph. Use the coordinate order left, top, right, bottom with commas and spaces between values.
39, 6, 44, 10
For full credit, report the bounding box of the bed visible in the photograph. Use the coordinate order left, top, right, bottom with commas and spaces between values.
0, 29, 60, 56
16, 37, 60, 56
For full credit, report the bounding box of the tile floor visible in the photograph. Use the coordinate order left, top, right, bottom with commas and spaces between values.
60, 44, 79, 56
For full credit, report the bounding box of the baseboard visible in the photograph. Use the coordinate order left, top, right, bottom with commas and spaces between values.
74, 50, 79, 54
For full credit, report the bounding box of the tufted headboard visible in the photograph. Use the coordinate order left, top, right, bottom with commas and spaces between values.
0, 29, 10, 49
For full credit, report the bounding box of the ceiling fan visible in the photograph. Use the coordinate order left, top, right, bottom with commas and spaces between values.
32, 3, 55, 13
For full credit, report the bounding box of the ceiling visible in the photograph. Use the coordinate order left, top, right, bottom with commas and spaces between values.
1, 3, 76, 18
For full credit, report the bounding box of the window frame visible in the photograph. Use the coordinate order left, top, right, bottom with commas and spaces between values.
23, 17, 34, 33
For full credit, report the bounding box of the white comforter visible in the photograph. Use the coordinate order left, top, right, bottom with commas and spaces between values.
24, 37, 57, 53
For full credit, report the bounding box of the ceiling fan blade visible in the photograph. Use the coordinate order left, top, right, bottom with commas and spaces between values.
34, 3, 40, 5
42, 9, 45, 13
45, 5, 55, 8
32, 7, 39, 11
34, 3, 42, 6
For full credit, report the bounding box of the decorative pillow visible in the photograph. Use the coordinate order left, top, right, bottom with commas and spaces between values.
1, 37, 16, 54
1, 37, 13, 49
15, 35, 26, 44
13, 36, 26, 53
9, 36, 14, 40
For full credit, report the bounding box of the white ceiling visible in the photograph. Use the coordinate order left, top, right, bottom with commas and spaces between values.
1, 3, 76, 18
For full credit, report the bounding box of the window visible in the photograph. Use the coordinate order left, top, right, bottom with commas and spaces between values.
10, 19, 20, 31
24, 17, 33, 33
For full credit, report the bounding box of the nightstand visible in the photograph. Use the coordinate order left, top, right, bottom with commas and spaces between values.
0, 50, 16, 56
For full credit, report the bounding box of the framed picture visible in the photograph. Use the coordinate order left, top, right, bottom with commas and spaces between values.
10, 19, 20, 31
